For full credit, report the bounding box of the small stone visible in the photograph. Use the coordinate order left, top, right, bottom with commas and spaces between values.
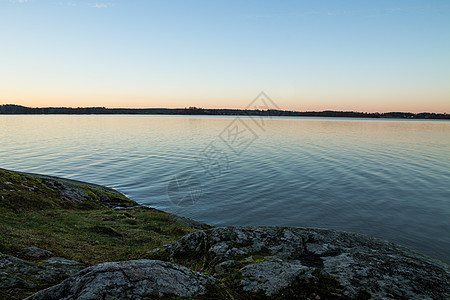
315, 295, 321, 300
21, 247, 54, 260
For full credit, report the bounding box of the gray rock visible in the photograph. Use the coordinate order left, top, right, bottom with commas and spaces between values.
0, 271, 36, 290
21, 247, 54, 260
26, 259, 225, 300
161, 226, 450, 299
240, 261, 310, 296
16, 170, 137, 208
0, 254, 85, 298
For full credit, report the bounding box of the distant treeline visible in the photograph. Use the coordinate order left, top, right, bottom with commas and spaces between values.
0, 104, 449, 119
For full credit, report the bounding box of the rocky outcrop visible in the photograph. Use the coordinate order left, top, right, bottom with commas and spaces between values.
25, 171, 138, 209
156, 226, 450, 299
27, 260, 227, 300
0, 251, 85, 299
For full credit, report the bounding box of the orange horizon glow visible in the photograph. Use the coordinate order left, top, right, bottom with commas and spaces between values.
2, 93, 449, 114
2, 102, 448, 114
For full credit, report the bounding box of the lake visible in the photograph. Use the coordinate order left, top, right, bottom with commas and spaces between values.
0, 115, 449, 262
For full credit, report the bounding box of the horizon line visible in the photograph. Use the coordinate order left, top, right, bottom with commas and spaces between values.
1, 104, 448, 115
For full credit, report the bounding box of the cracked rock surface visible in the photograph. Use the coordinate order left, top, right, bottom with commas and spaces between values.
158, 226, 450, 299
0, 252, 85, 298
26, 260, 225, 300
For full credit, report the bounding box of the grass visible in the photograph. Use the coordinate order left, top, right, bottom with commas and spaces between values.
0, 168, 198, 265
0, 207, 195, 265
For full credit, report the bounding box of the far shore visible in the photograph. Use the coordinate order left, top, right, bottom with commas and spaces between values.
1, 104, 449, 119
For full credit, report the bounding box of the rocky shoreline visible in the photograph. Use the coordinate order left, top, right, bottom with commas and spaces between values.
1, 169, 449, 299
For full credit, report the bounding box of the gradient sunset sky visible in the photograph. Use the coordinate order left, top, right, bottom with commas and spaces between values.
1, 0, 449, 112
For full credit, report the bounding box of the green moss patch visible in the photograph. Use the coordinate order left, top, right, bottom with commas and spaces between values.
0, 168, 200, 266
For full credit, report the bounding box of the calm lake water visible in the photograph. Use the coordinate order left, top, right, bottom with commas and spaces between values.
1, 115, 449, 262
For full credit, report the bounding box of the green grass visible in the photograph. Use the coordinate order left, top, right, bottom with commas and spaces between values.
0, 168, 198, 265
0, 207, 195, 265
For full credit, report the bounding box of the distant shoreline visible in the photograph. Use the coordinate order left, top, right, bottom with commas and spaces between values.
1, 104, 449, 119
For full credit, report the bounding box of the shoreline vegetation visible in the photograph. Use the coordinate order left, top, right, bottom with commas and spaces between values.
1, 104, 449, 119
0, 168, 209, 264
0, 168, 209, 299
1, 168, 449, 299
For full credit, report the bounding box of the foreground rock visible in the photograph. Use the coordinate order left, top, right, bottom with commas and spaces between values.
27, 260, 227, 300
156, 226, 450, 299
0, 252, 85, 299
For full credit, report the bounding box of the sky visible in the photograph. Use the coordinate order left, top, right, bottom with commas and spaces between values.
0, 0, 449, 113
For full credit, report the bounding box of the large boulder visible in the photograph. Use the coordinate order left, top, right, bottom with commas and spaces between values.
157, 226, 450, 299
26, 259, 227, 300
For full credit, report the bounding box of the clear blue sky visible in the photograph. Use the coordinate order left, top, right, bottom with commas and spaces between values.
1, 0, 449, 112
